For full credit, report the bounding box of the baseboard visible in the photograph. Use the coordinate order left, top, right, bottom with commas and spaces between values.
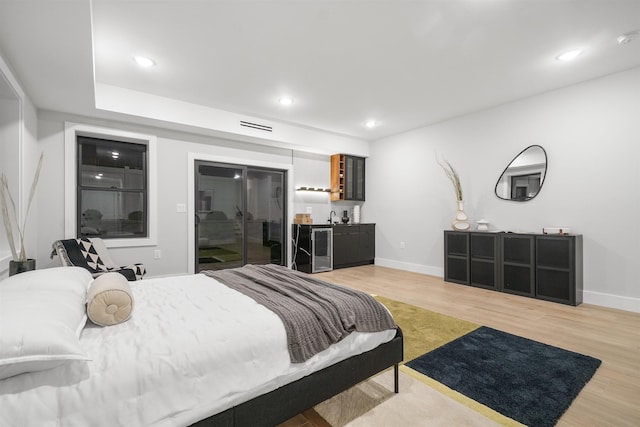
375, 258, 443, 278
583, 291, 640, 313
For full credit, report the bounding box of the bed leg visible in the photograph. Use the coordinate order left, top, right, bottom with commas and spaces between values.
394, 363, 399, 393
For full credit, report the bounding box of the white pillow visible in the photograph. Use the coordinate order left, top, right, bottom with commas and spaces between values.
0, 267, 93, 380
1, 266, 93, 296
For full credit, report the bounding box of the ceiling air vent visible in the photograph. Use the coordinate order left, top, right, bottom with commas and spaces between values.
239, 120, 273, 132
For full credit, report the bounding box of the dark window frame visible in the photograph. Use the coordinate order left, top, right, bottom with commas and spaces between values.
76, 136, 149, 239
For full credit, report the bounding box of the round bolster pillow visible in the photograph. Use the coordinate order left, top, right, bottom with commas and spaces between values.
87, 272, 134, 326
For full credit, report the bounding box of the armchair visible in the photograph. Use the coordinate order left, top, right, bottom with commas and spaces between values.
52, 237, 145, 281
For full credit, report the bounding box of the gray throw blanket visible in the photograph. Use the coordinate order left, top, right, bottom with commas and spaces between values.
203, 264, 396, 363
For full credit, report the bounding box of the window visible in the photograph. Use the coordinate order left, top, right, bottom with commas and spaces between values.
77, 136, 147, 239
64, 122, 157, 248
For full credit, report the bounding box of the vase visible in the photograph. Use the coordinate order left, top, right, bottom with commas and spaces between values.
452, 200, 470, 231
9, 259, 36, 276
341, 210, 350, 224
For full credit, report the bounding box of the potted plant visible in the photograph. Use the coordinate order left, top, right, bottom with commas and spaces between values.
1, 153, 43, 275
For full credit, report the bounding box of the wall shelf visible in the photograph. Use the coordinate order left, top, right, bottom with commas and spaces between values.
296, 186, 330, 192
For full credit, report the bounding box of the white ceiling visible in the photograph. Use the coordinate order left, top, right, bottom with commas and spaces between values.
1, 0, 639, 141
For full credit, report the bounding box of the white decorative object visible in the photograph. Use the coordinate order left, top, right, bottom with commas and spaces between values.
452, 200, 470, 230
352, 205, 360, 224
477, 219, 489, 231
542, 227, 571, 235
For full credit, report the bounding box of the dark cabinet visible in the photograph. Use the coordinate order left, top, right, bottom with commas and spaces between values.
331, 154, 365, 201
445, 231, 498, 289
332, 224, 375, 269
291, 225, 333, 273
293, 224, 375, 272
444, 231, 582, 306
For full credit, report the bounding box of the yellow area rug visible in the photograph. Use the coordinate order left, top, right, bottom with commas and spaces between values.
313, 296, 523, 427
373, 295, 479, 362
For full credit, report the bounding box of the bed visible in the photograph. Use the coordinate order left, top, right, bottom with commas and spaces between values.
0, 265, 403, 426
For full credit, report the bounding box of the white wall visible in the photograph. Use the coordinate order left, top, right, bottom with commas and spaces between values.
368, 66, 640, 312
292, 151, 332, 225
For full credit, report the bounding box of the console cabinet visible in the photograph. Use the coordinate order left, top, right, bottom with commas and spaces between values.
444, 231, 582, 306
293, 224, 375, 273
333, 224, 375, 269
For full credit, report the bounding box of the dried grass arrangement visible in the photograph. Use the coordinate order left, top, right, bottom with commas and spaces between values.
437, 158, 463, 202
1, 153, 43, 261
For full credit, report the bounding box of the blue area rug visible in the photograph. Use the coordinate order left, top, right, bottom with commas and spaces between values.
406, 326, 601, 427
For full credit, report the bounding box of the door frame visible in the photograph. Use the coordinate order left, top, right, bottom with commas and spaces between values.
187, 152, 294, 274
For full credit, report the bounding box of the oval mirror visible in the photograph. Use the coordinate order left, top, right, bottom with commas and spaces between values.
495, 145, 547, 201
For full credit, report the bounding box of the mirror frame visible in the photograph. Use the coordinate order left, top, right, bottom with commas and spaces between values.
494, 145, 547, 202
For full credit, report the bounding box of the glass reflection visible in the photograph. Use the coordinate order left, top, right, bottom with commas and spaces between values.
495, 145, 547, 201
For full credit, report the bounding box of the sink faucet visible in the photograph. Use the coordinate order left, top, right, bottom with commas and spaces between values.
328, 210, 336, 224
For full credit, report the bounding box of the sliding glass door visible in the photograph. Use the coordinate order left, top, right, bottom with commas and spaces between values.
195, 161, 286, 272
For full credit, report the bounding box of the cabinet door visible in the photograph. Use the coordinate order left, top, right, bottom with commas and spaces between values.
359, 224, 375, 263
444, 231, 469, 284
535, 236, 577, 305
343, 155, 366, 201
333, 227, 359, 267
470, 233, 498, 290
353, 156, 365, 201
501, 234, 534, 296
292, 225, 312, 273
311, 228, 333, 273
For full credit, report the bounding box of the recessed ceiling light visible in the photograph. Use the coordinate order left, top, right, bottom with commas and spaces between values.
278, 97, 294, 106
617, 30, 640, 45
364, 120, 377, 128
556, 49, 583, 62
134, 56, 155, 67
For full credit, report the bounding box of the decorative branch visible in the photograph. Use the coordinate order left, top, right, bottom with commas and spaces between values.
0, 175, 18, 260
437, 158, 463, 201
0, 153, 44, 261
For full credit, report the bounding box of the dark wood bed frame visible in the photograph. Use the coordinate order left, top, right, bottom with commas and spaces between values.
192, 327, 403, 427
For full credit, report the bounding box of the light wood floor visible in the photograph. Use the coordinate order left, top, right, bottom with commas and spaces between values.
280, 265, 640, 427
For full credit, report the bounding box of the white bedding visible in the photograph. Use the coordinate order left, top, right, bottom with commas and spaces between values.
0, 273, 395, 427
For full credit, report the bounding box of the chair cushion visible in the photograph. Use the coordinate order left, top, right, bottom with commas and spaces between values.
77, 238, 110, 273
54, 238, 107, 274
87, 238, 116, 269
53, 238, 146, 281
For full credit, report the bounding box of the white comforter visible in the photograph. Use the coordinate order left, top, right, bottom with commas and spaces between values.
0, 273, 395, 427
